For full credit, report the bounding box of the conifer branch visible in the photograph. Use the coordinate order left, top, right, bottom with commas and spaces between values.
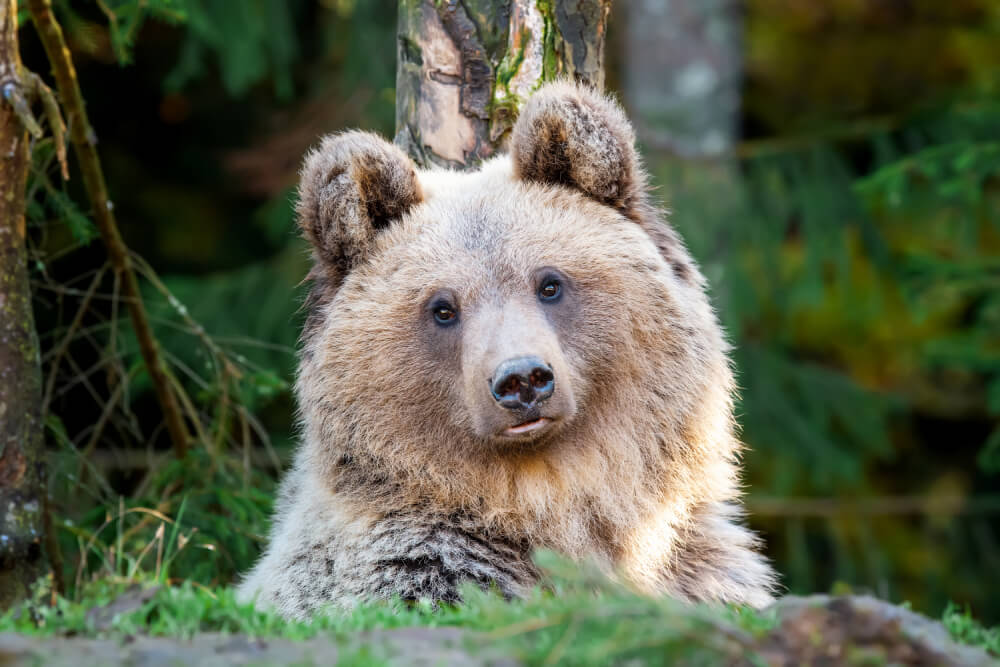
27, 0, 190, 458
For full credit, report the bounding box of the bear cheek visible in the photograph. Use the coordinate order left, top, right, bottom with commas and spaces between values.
457, 323, 500, 441
556, 284, 643, 411
411, 311, 474, 435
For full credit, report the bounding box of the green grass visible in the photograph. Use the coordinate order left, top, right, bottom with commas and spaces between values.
3, 554, 997, 665
942, 602, 1000, 656
0, 555, 776, 665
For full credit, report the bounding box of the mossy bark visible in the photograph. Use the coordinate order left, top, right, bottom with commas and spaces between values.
395, 0, 611, 168
0, 0, 47, 610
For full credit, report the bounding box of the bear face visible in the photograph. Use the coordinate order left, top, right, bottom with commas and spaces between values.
307, 173, 693, 447
240, 81, 776, 618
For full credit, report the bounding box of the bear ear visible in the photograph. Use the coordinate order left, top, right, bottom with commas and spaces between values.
510, 81, 645, 219
297, 131, 423, 284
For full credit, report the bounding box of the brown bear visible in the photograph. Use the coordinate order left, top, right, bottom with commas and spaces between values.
238, 81, 777, 619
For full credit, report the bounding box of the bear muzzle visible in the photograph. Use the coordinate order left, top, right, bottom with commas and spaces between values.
489, 356, 560, 440
461, 301, 576, 444
490, 356, 555, 410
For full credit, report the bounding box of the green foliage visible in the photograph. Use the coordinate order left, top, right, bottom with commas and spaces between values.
4, 556, 998, 663
57, 0, 301, 97
165, 0, 302, 99
25, 139, 98, 248
43, 188, 98, 246
942, 602, 1000, 656
126, 252, 302, 411
22, 0, 399, 609
744, 0, 1000, 135
0, 554, 776, 667
63, 0, 397, 107
658, 95, 1000, 618
89, 0, 185, 65
49, 447, 274, 591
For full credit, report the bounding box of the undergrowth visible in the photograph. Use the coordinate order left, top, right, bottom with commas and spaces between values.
0, 555, 777, 665
3, 554, 998, 664
942, 602, 1000, 657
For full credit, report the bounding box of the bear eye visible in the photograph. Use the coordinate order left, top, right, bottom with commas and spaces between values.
538, 277, 562, 302
432, 302, 458, 326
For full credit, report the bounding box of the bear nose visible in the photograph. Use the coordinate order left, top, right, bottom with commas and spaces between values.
490, 356, 555, 411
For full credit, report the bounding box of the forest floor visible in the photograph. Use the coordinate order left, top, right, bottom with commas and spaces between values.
1, 564, 997, 666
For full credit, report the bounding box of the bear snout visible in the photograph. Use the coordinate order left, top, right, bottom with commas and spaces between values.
460, 301, 577, 443
490, 356, 555, 411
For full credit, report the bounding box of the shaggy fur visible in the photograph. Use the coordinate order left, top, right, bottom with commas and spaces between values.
239, 81, 777, 619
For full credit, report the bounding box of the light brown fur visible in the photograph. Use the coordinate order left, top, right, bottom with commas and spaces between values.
239, 82, 776, 619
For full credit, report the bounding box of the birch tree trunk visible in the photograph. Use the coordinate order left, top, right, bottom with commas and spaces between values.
0, 0, 47, 609
395, 0, 611, 168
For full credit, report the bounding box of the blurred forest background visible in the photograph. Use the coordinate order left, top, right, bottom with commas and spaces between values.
12, 0, 1000, 622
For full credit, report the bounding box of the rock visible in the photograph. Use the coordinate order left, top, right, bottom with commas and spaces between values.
0, 628, 518, 666
1, 595, 993, 666
85, 584, 161, 631
757, 595, 997, 666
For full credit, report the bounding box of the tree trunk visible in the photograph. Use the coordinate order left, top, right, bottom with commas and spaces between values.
395, 0, 611, 168
0, 0, 47, 609
621, 0, 742, 158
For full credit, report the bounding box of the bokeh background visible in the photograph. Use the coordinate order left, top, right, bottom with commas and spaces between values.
18, 1, 1000, 621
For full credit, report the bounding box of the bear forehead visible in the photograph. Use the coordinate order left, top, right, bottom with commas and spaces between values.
370, 157, 664, 283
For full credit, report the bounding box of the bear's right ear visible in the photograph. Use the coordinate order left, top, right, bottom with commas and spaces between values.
297, 131, 423, 284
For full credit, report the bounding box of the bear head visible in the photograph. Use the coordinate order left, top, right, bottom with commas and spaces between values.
293, 81, 736, 544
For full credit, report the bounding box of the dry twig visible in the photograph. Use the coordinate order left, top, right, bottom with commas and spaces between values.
27, 0, 190, 458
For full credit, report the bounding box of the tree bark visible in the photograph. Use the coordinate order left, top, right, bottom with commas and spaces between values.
0, 0, 47, 609
395, 0, 611, 168
621, 0, 742, 158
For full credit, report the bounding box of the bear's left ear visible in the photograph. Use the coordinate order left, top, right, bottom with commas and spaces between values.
510, 81, 645, 220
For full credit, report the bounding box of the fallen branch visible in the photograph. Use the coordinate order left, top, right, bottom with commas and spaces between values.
27, 0, 190, 458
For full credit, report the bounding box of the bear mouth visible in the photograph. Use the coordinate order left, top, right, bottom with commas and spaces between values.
502, 417, 554, 438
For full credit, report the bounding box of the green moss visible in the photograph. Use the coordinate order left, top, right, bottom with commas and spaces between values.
398, 35, 423, 66
535, 0, 560, 83
942, 603, 1000, 656
488, 95, 521, 119
494, 31, 528, 92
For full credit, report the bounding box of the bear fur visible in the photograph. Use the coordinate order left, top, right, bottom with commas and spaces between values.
238, 81, 777, 619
